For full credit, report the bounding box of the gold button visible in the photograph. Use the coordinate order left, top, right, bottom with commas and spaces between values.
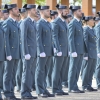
60, 45, 61, 46
92, 37, 93, 38
44, 45, 45, 46
5, 46, 6, 48
20, 43, 21, 44
14, 31, 15, 32
79, 30, 80, 31
28, 45, 30, 46
12, 47, 13, 48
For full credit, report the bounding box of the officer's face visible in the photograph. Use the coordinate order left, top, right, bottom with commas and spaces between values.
11, 7, 19, 17
75, 9, 82, 18
30, 8, 37, 17
55, 14, 58, 18
3, 13, 9, 20
88, 19, 94, 27
62, 9, 69, 16
23, 11, 28, 18
0, 10, 3, 18
43, 9, 50, 18
67, 17, 73, 23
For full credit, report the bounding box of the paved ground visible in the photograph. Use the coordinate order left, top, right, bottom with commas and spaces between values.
14, 78, 100, 100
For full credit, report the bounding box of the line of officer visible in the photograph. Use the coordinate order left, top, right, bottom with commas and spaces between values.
3, 4, 21, 100
20, 4, 37, 99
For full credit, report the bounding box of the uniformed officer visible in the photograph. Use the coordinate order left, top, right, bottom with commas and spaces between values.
0, 6, 6, 100
80, 16, 88, 77
0, 8, 8, 94
2, 4, 21, 100
62, 14, 73, 88
97, 11, 100, 17
52, 4, 69, 95
82, 16, 97, 92
15, 8, 27, 92
1, 9, 9, 21
66, 14, 73, 23
35, 5, 54, 98
50, 10, 58, 22
46, 10, 58, 88
68, 6, 85, 93
20, 4, 37, 99
94, 16, 100, 90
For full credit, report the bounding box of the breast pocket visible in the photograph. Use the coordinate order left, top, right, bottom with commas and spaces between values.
11, 30, 17, 38
76, 28, 82, 36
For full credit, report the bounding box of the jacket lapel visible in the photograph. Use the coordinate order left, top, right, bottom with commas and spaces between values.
28, 18, 34, 26
41, 19, 52, 29
28, 18, 36, 32
88, 27, 96, 37
0, 22, 4, 32
9, 18, 18, 28
74, 19, 83, 30
58, 18, 67, 29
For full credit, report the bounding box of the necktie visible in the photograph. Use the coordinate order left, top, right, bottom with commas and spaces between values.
15, 21, 18, 26
79, 21, 82, 26
47, 21, 51, 28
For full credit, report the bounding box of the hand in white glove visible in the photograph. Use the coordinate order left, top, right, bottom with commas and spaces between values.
6, 56, 12, 61
57, 52, 62, 56
54, 48, 57, 53
71, 52, 77, 57
40, 52, 46, 57
97, 53, 100, 58
25, 54, 31, 60
83, 57, 88, 60
69, 52, 71, 56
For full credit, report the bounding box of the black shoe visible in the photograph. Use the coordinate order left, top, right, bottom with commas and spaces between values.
90, 87, 98, 91
0, 98, 3, 100
69, 89, 84, 93
21, 96, 37, 99
85, 87, 97, 92
54, 92, 63, 96
62, 92, 69, 95
38, 93, 48, 98
46, 92, 55, 97
4, 96, 20, 100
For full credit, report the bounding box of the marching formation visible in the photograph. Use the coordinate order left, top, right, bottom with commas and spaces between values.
0, 2, 100, 100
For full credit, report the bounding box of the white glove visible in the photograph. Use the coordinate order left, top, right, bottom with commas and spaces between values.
83, 57, 88, 60
57, 52, 62, 56
97, 53, 100, 58
25, 54, 31, 60
40, 52, 46, 57
71, 52, 77, 57
69, 52, 71, 56
6, 56, 12, 61
54, 48, 57, 53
